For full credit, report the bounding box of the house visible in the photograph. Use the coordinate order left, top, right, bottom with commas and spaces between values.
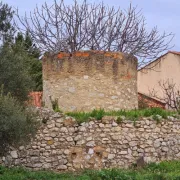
138, 51, 180, 108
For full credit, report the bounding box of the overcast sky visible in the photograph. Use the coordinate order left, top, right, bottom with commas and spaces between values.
4, 0, 180, 51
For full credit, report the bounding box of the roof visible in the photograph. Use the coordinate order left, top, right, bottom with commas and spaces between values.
138, 51, 180, 71
168, 51, 180, 55
138, 92, 166, 105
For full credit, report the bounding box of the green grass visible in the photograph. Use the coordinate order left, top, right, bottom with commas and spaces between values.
66, 108, 177, 124
66, 109, 105, 124
0, 161, 180, 180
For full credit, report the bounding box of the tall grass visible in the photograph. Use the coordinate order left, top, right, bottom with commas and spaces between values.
66, 108, 176, 123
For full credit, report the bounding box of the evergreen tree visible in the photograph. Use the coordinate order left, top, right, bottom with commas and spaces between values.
0, 2, 14, 43
13, 32, 42, 91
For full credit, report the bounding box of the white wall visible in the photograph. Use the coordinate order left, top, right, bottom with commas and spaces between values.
138, 53, 180, 100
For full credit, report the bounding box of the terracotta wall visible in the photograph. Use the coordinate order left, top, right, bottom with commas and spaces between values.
29, 92, 42, 107
138, 93, 165, 109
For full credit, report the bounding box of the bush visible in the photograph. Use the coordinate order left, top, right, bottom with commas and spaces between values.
0, 89, 39, 155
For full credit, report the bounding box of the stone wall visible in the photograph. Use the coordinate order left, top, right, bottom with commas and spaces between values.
1, 109, 180, 171
43, 51, 138, 111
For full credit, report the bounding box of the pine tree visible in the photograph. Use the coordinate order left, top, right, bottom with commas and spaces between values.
0, 2, 14, 43
13, 32, 43, 91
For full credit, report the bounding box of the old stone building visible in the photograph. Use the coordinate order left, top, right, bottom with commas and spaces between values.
43, 51, 138, 112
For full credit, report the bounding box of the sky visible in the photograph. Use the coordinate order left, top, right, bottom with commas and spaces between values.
4, 0, 180, 51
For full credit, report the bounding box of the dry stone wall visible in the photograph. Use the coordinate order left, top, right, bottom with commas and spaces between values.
43, 51, 138, 112
1, 109, 180, 171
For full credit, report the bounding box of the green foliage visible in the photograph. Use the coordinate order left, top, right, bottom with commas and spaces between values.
0, 2, 14, 43
0, 88, 39, 154
14, 32, 40, 58
13, 32, 42, 91
0, 46, 35, 102
0, 160, 180, 180
66, 109, 105, 124
143, 108, 168, 119
0, 3, 42, 99
90, 109, 105, 120
66, 111, 92, 124
28, 57, 42, 91
116, 116, 123, 124
66, 108, 176, 123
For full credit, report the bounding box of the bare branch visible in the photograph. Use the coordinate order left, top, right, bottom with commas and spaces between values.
149, 79, 180, 111
15, 0, 173, 67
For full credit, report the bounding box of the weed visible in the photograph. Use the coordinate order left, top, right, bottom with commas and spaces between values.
133, 119, 137, 126
116, 116, 123, 124
91, 109, 105, 120
50, 98, 62, 113
152, 115, 161, 124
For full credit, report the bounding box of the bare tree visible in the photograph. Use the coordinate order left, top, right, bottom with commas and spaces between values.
150, 80, 180, 111
16, 0, 174, 67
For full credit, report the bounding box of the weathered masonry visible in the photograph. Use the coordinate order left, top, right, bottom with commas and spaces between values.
1, 110, 180, 171
43, 51, 138, 112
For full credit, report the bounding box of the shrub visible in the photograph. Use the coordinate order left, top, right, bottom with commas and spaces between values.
0, 89, 39, 155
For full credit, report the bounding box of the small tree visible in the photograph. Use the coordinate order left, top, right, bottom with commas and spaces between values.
16, 0, 173, 67
0, 87, 38, 155
0, 45, 35, 102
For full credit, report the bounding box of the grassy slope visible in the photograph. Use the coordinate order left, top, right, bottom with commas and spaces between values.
0, 161, 180, 180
